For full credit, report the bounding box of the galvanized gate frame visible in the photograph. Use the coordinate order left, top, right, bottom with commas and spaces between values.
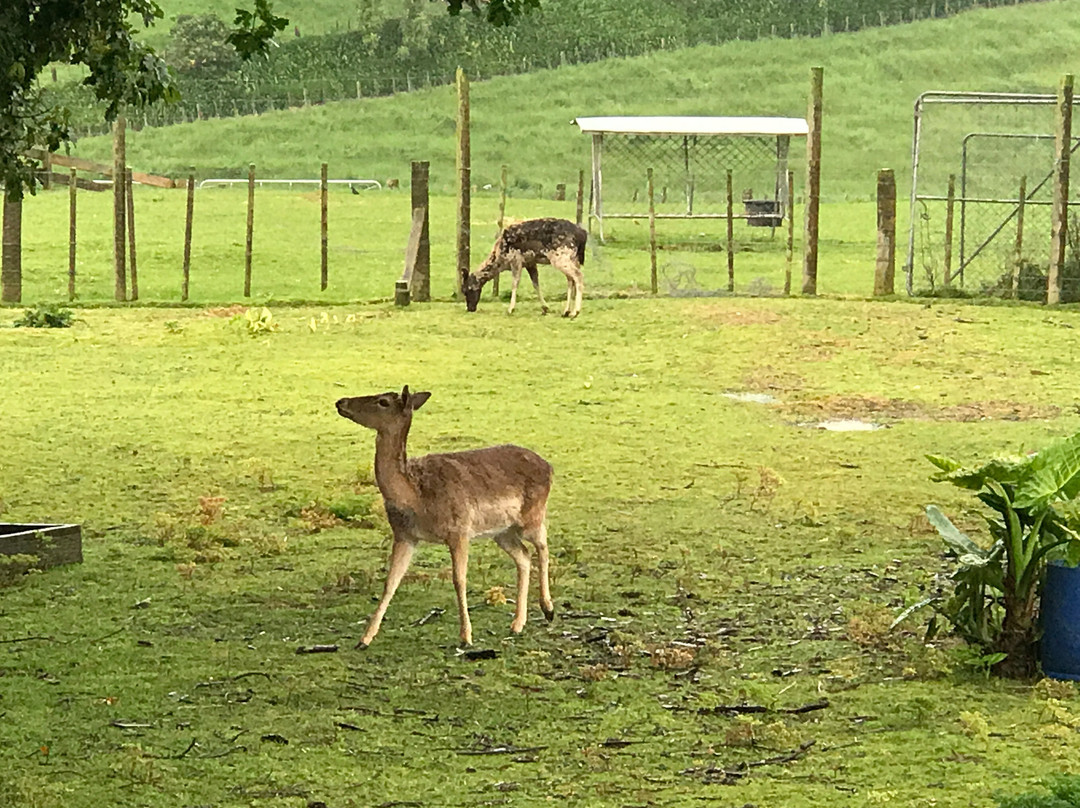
904, 91, 1060, 294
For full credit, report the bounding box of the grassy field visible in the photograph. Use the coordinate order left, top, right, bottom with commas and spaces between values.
7, 4, 1080, 806
3, 297, 1080, 807
65, 1, 1080, 200
15, 187, 879, 302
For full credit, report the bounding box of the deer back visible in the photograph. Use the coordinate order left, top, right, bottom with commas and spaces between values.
402, 445, 553, 540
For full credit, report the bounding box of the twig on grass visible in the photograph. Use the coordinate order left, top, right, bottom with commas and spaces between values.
296, 644, 339, 654
231, 671, 272, 681
412, 607, 445, 626
457, 745, 547, 756
0, 635, 56, 644
681, 739, 816, 784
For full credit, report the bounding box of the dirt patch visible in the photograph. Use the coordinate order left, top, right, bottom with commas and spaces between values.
692, 305, 783, 326
784, 394, 1060, 423
941, 400, 1061, 422
201, 305, 248, 318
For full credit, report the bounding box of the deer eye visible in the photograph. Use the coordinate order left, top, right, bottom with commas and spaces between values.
377, 398, 390, 408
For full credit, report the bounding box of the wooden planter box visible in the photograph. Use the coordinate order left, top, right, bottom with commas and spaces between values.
0, 523, 83, 570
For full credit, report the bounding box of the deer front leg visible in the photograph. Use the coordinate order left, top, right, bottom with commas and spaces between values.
447, 536, 473, 645
358, 535, 417, 648
495, 529, 532, 634
526, 265, 549, 315
507, 253, 524, 315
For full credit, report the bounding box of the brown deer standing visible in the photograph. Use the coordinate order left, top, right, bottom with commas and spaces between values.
336, 387, 555, 647
463, 217, 587, 317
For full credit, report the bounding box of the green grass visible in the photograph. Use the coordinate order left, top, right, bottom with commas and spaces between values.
65, 1, 1080, 200
3, 298, 1080, 806
15, 187, 880, 302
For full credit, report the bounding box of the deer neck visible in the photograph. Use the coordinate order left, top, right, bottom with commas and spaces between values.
473, 250, 504, 285
373, 424, 418, 510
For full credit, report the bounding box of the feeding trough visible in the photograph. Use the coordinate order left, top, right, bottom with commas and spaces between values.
0, 523, 83, 571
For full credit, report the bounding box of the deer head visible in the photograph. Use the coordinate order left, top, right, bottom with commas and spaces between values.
463, 273, 484, 312
336, 386, 431, 431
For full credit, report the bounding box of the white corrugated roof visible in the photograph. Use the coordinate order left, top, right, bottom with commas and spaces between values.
574, 116, 809, 137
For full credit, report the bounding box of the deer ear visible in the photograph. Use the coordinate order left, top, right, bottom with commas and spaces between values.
400, 385, 410, 406
410, 391, 432, 411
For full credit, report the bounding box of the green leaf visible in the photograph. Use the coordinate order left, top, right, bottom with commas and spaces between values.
929, 456, 1031, 491
926, 505, 989, 559
890, 597, 935, 629
1014, 431, 1080, 509
926, 454, 961, 473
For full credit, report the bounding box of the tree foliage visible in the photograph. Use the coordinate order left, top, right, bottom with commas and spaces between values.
0, 0, 290, 202
1, 1, 176, 200
165, 14, 241, 78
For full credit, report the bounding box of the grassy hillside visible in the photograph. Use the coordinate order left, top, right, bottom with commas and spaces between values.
69, 0, 1080, 202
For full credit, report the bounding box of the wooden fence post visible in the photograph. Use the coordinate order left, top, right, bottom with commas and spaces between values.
320, 162, 329, 291
182, 174, 194, 301
576, 168, 585, 226
245, 163, 255, 297
1013, 175, 1027, 299
874, 169, 896, 296
411, 160, 430, 301
455, 68, 470, 298
126, 168, 138, 301
802, 66, 823, 295
113, 115, 127, 301
726, 169, 735, 293
647, 168, 657, 294
68, 168, 77, 301
1048, 73, 1074, 305
785, 169, 795, 296
494, 163, 507, 298
1, 195, 21, 303
942, 174, 956, 287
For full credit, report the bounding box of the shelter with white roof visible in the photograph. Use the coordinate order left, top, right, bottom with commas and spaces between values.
574, 116, 808, 239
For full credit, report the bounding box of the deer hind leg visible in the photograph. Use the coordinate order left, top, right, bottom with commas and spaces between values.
570, 266, 584, 318
526, 263, 549, 315
495, 528, 532, 633
358, 535, 417, 648
524, 520, 555, 621
550, 249, 584, 318
447, 536, 473, 646
506, 252, 525, 315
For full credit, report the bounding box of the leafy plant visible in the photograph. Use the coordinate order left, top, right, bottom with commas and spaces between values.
13, 304, 75, 328
234, 306, 279, 336
920, 432, 1080, 677
997, 775, 1080, 807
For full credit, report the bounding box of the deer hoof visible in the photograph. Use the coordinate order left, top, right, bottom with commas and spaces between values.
541, 306, 549, 315
542, 604, 555, 622
355, 639, 370, 650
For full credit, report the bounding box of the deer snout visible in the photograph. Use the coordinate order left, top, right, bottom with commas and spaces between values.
335, 398, 354, 418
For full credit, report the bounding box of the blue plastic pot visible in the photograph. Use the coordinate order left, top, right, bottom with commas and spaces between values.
1041, 561, 1080, 681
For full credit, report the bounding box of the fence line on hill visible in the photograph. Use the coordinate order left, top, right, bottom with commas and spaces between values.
65, 0, 1032, 137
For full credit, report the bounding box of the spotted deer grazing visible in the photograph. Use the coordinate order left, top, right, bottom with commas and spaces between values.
463, 217, 587, 317
336, 386, 555, 648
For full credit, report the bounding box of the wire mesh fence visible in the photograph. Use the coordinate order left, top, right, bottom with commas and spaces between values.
583, 126, 800, 296
907, 92, 1080, 300
596, 133, 793, 221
